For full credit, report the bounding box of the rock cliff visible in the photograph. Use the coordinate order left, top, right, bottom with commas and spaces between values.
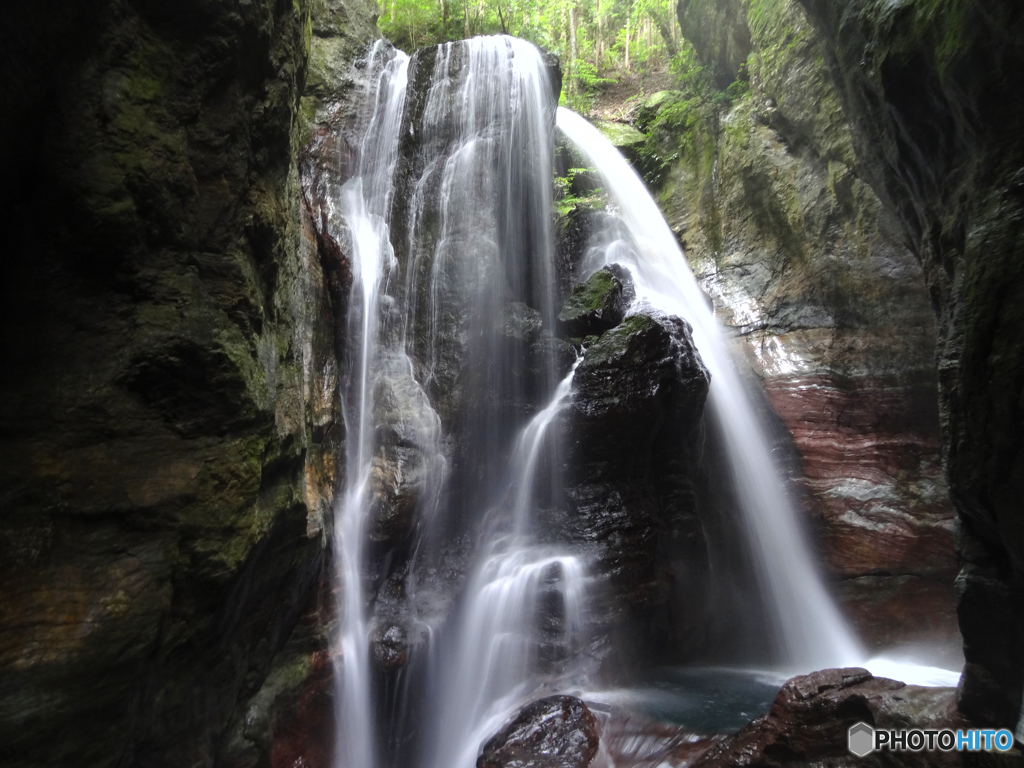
791, 0, 1024, 730
0, 0, 370, 765
637, 0, 962, 663
665, 0, 1024, 730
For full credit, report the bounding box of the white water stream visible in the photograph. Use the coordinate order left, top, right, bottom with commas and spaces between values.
426, 364, 589, 768
555, 107, 960, 687
328, 35, 958, 768
332, 41, 410, 768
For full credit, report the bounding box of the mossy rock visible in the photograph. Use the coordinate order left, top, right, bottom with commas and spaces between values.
571, 311, 710, 448
593, 119, 646, 151
636, 90, 683, 132
558, 264, 635, 338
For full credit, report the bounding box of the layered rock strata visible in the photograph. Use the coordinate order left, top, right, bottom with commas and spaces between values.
789, 0, 1024, 730
633, 0, 961, 661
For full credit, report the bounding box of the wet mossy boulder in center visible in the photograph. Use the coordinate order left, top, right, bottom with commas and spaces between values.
558, 264, 635, 338
477, 695, 599, 768
571, 312, 710, 452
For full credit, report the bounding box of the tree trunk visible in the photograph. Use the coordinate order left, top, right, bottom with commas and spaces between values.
560, 0, 567, 48
568, 1, 579, 93
625, 11, 630, 70
595, 0, 603, 68
569, 3, 578, 62
651, 12, 678, 58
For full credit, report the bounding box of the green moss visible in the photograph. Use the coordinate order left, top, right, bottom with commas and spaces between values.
560, 269, 617, 319
582, 314, 659, 367
594, 120, 645, 150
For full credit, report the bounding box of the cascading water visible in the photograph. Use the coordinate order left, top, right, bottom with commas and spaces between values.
554, 107, 863, 673
388, 37, 594, 768
396, 373, 592, 768
425, 362, 589, 768
329, 32, 958, 768
334, 34, 593, 768
554, 108, 961, 687
332, 41, 409, 768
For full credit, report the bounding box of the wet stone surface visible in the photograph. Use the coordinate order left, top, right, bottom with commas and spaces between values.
478, 695, 600, 768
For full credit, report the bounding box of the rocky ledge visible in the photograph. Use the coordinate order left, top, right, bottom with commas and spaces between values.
692, 667, 1022, 768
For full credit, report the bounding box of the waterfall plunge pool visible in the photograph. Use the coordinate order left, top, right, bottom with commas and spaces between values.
585, 667, 785, 735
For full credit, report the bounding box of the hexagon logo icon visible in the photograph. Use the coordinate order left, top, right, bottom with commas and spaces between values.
848, 721, 875, 756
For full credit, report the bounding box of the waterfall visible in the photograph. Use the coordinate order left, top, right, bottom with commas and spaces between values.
328, 33, 957, 768
554, 107, 865, 673
332, 41, 409, 768
424, 362, 589, 768
333, 35, 591, 768
388, 36, 594, 768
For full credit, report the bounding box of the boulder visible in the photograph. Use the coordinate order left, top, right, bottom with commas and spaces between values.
691, 668, 986, 768
593, 119, 646, 163
547, 311, 713, 656
477, 695, 599, 768
570, 313, 709, 452
558, 264, 635, 338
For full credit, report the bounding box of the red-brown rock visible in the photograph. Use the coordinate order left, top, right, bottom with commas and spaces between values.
689, 668, 1002, 768
762, 372, 960, 657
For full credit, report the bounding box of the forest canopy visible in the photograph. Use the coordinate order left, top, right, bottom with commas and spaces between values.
377, 0, 686, 109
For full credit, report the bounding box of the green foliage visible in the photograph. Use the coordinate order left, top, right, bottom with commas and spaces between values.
378, 0, 682, 110
554, 166, 605, 217
635, 40, 750, 186
560, 59, 614, 112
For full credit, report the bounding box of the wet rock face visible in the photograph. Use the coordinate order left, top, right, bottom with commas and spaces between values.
571, 313, 709, 450
659, 0, 959, 661
0, 0, 364, 766
676, 0, 752, 88
790, 0, 1024, 728
558, 264, 635, 338
548, 262, 714, 658
478, 695, 599, 768
764, 373, 960, 663
218, 579, 336, 768
692, 668, 973, 768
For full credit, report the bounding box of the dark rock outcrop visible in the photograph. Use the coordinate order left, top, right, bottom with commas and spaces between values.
551, 308, 713, 660
788, 0, 1024, 729
691, 668, 985, 768
676, 0, 752, 87
558, 264, 635, 338
0, 0, 377, 765
218, 580, 335, 768
570, 313, 709, 445
477, 695, 599, 768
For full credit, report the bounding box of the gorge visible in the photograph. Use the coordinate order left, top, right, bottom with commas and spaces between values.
1, 1, 1023, 767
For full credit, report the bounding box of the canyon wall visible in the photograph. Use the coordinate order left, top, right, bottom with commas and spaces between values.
0, 0, 377, 765
643, 0, 960, 661
791, 0, 1024, 730
665, 0, 1024, 728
